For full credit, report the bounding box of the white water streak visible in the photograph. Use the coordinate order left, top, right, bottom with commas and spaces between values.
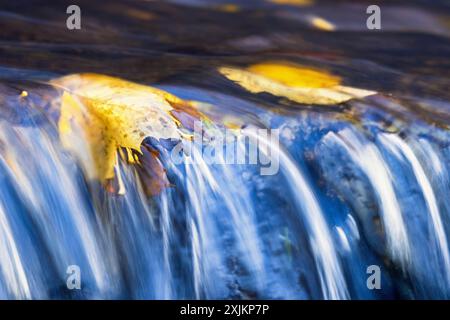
324, 129, 411, 269
160, 191, 174, 299
190, 146, 265, 278
246, 128, 349, 300
379, 133, 450, 284
0, 123, 109, 294
0, 203, 31, 299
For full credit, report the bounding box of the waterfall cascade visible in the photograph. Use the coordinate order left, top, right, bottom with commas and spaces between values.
0, 82, 449, 299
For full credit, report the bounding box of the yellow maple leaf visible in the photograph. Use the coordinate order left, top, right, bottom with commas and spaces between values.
51, 73, 183, 188
219, 62, 376, 105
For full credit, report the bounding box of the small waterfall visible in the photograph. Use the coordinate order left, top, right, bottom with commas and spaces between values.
244, 127, 349, 300
321, 129, 411, 270
378, 133, 450, 287
0, 0, 449, 302
0, 88, 449, 299
316, 125, 450, 297
163, 142, 266, 298
0, 120, 111, 298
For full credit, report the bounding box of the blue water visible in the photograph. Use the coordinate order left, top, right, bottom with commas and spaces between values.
0, 82, 449, 299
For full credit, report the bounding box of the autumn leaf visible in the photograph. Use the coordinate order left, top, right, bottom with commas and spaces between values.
51, 73, 190, 194
219, 62, 376, 105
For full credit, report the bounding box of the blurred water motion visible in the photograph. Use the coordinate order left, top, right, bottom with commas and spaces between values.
0, 0, 450, 299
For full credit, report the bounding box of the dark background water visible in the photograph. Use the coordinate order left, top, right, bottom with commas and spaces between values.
1, 0, 449, 100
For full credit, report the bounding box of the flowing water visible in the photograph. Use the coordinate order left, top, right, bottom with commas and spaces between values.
0, 0, 450, 299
